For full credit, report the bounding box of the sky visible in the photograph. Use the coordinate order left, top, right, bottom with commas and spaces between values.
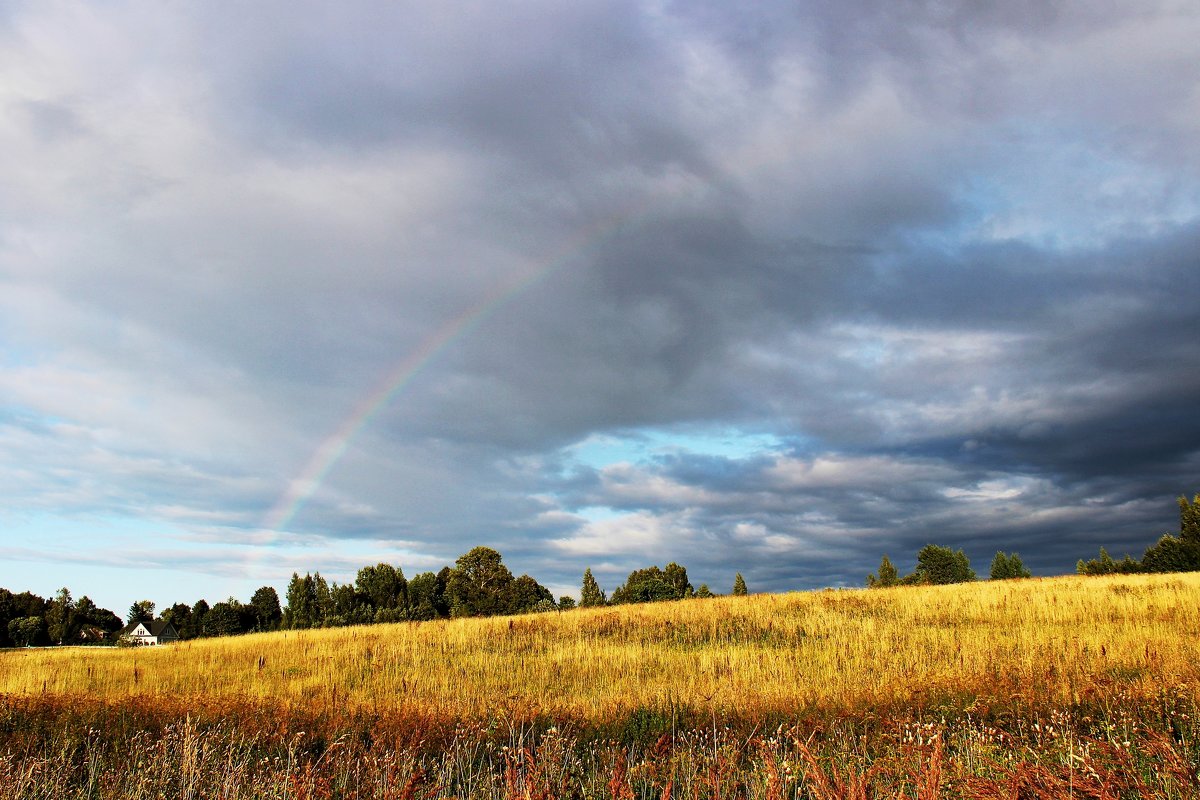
2, 1, 1199, 615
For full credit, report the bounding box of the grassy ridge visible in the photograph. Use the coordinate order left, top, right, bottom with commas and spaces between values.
3, 573, 1200, 798
3, 572, 1199, 721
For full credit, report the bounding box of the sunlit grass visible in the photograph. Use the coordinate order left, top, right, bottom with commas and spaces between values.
4, 573, 1200, 797
4, 572, 1199, 722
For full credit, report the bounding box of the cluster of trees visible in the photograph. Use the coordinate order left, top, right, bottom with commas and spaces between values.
579, 564, 747, 606
281, 547, 559, 629
867, 545, 1030, 588
1, 546, 747, 648
1077, 494, 1200, 576
152, 586, 283, 639
281, 550, 748, 630
866, 494, 1200, 589
0, 588, 123, 647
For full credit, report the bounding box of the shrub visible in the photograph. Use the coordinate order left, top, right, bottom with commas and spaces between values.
989, 551, 1031, 580
913, 545, 975, 584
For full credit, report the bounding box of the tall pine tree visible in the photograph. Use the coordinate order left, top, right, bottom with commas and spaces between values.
580, 568, 606, 607
867, 556, 900, 587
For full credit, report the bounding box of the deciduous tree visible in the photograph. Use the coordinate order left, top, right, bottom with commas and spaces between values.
989, 551, 1032, 580
7, 616, 44, 647
407, 571, 447, 621
447, 546, 515, 617
504, 574, 553, 614
914, 545, 975, 585
203, 599, 248, 636
355, 564, 408, 614
284, 573, 330, 629
610, 564, 693, 604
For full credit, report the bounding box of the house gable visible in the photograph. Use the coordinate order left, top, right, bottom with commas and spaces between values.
118, 618, 177, 646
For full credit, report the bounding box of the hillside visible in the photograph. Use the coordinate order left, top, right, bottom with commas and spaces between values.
5, 572, 1199, 722
5, 573, 1200, 797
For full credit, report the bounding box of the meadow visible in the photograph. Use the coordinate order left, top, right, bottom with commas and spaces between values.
2, 573, 1199, 798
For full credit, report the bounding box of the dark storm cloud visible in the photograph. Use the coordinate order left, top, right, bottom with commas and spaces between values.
535, 217, 1199, 589
1, 0, 1198, 604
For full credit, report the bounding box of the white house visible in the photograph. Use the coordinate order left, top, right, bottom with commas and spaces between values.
118, 619, 179, 646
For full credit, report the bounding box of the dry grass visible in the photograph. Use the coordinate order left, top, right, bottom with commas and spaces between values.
3, 572, 1200, 797
3, 573, 1198, 721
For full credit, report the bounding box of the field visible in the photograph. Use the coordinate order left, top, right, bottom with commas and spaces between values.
2, 573, 1200, 798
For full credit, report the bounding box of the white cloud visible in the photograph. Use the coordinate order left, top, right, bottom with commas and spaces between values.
552, 510, 699, 558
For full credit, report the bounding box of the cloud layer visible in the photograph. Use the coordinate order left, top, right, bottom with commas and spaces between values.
1, 1, 1198, 609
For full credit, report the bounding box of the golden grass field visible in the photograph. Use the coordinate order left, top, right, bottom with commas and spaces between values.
3, 573, 1200, 798
4, 572, 1199, 720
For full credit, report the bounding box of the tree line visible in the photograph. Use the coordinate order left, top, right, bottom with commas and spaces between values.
1, 545, 749, 647
12, 493, 1192, 647
1076, 493, 1200, 576
278, 548, 749, 630
865, 493, 1200, 588
1, 588, 123, 648
865, 545, 1031, 588
577, 563, 748, 607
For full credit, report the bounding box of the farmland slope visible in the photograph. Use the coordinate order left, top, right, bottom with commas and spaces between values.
3, 572, 1198, 722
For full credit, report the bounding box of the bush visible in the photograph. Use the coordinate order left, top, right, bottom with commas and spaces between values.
989, 551, 1031, 580
914, 545, 975, 584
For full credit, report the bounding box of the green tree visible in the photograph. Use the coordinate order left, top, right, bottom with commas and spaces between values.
1077, 546, 1116, 575
250, 586, 282, 631
989, 551, 1032, 580
1180, 493, 1200, 542
327, 582, 372, 627
695, 584, 714, 598
504, 574, 553, 614
71, 595, 121, 642
610, 565, 693, 604
283, 573, 320, 629
7, 616, 44, 647
558, 595, 577, 610
732, 573, 748, 595
283, 572, 333, 628
161, 603, 192, 638
407, 571, 448, 621
867, 556, 900, 588
0, 589, 15, 647
190, 599, 210, 638
913, 545, 975, 585
579, 568, 606, 607
663, 563, 694, 598
1077, 546, 1141, 575
1141, 534, 1200, 574
126, 600, 155, 625
1140, 494, 1200, 573
203, 599, 248, 636
355, 564, 408, 615
447, 547, 515, 617
1077, 494, 1200, 576
46, 587, 76, 645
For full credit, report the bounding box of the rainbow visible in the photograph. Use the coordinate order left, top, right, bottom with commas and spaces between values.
261, 205, 647, 534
